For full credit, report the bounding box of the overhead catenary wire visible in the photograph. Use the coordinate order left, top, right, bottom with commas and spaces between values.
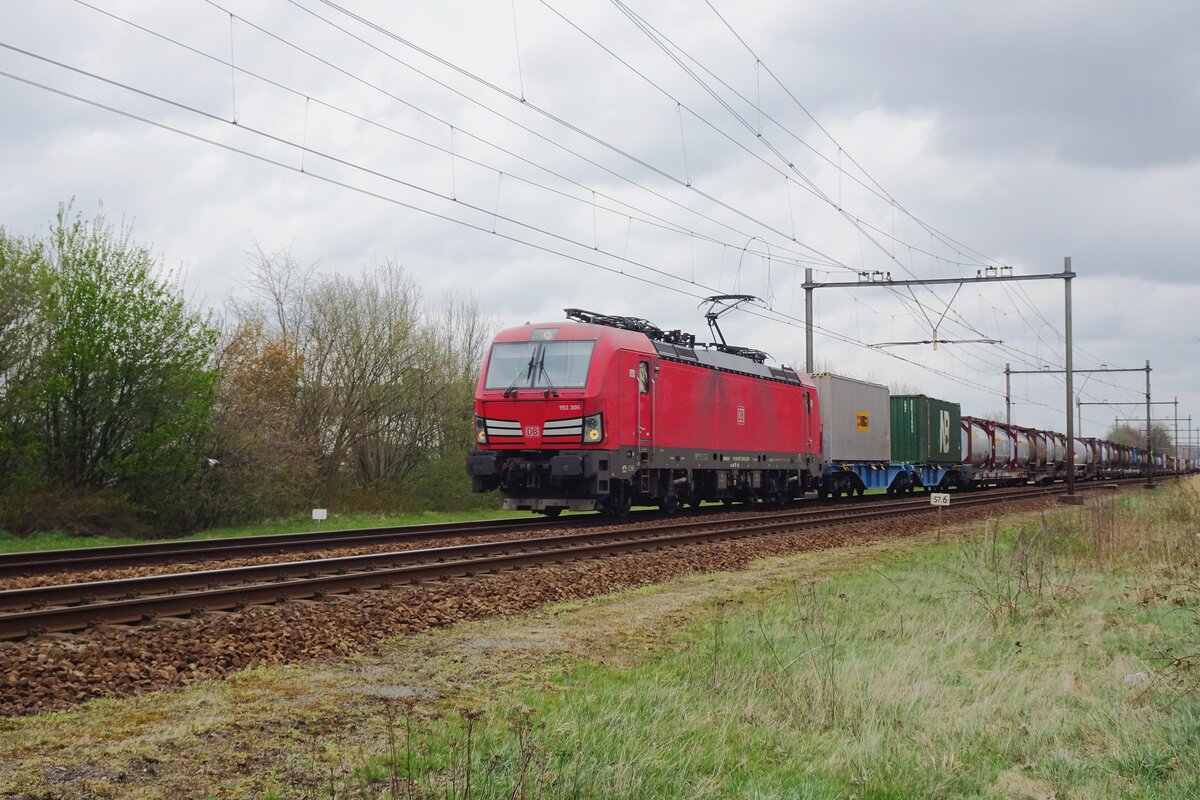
0, 49, 708, 293
553, 0, 1062, 378
24, 3, 1138, 419
221, 0, 1047, 374
694, 0, 1131, 393
0, 57, 1066, 410
701, 0, 1003, 273
67, 0, 836, 272
308, 0, 1057, 390
592, 0, 1078, 376
289, 0, 850, 269
209, 0, 849, 271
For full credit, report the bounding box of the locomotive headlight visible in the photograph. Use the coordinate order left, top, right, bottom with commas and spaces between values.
583, 414, 603, 443
474, 416, 488, 444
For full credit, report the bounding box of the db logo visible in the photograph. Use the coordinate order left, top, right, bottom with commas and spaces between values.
524, 426, 539, 437
736, 406, 746, 425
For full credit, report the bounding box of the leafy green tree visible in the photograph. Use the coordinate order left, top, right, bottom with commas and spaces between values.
33, 204, 218, 510
1105, 423, 1172, 452
1106, 424, 1142, 447
0, 229, 46, 481
0, 230, 43, 378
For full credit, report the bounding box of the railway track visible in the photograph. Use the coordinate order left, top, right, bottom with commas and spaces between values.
0, 514, 610, 580
0, 494, 923, 579
0, 480, 1138, 640
0, 478, 1134, 579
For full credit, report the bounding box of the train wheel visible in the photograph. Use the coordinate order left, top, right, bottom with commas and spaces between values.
538, 507, 563, 518
659, 495, 680, 514
605, 482, 632, 518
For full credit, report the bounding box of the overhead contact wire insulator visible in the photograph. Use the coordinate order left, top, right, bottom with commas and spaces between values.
754, 58, 761, 136
300, 96, 310, 172
492, 172, 503, 233
677, 103, 690, 187
228, 13, 238, 124
511, 0, 526, 101
449, 125, 456, 201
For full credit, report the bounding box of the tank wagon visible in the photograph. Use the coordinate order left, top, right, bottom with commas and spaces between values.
467, 307, 1189, 514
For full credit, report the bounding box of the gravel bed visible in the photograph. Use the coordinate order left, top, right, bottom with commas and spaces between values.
0, 498, 1051, 716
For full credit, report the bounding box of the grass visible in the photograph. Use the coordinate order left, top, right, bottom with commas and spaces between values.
0, 508, 534, 554
319, 481, 1200, 799
0, 497, 795, 555
3, 480, 1198, 798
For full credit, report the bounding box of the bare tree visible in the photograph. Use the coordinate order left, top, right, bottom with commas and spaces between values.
224, 249, 493, 512
236, 242, 315, 348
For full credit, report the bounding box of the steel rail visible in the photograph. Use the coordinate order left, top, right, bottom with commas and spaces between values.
0, 492, 970, 611
0, 479, 1101, 578
0, 512, 632, 579
0, 481, 1090, 611
0, 480, 1140, 640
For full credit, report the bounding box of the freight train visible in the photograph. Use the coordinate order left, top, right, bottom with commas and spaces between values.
466, 307, 1189, 515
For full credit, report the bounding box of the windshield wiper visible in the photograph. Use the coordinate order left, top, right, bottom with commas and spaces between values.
536, 351, 559, 398
503, 349, 539, 398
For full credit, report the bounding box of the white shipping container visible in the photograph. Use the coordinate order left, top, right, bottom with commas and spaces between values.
814, 374, 891, 463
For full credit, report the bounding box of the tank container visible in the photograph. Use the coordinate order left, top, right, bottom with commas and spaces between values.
1014, 430, 1032, 464
1032, 432, 1048, 466
962, 419, 992, 467
1052, 434, 1067, 464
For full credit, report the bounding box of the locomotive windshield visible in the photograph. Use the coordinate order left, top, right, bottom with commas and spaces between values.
484, 340, 595, 390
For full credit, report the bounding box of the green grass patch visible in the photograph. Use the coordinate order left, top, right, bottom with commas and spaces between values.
0, 508, 536, 554
328, 482, 1200, 798
0, 500, 785, 554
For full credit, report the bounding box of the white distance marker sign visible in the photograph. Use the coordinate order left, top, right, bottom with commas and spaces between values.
929, 493, 951, 507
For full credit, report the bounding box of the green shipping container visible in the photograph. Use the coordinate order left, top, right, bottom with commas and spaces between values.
890, 395, 962, 464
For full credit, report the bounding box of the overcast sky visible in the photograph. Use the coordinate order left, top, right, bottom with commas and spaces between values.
2, 0, 1197, 441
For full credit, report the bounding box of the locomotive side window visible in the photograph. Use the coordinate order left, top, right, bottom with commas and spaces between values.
638, 361, 649, 394
803, 391, 812, 415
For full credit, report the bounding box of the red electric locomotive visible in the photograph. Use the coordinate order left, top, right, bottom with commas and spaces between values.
467, 308, 822, 515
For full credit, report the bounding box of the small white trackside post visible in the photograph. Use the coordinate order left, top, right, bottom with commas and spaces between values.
930, 492, 950, 542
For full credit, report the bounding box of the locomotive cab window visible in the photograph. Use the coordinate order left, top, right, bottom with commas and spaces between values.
637, 361, 649, 394
484, 340, 595, 390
